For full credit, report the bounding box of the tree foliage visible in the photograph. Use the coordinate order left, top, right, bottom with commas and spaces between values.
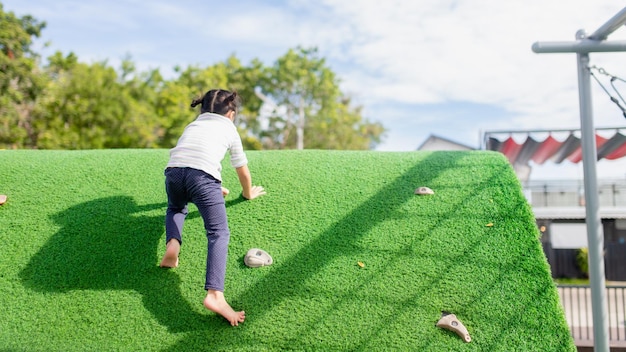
0, 3, 47, 147
0, 5, 386, 150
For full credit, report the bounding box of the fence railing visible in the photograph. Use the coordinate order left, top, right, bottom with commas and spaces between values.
524, 179, 626, 207
558, 285, 626, 347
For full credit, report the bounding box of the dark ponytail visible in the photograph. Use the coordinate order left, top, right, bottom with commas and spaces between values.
191, 89, 242, 116
190, 97, 203, 108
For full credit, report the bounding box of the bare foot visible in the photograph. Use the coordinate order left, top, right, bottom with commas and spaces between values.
159, 240, 180, 268
203, 290, 245, 326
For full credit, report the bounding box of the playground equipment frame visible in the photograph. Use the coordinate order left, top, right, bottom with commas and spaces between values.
532, 7, 626, 352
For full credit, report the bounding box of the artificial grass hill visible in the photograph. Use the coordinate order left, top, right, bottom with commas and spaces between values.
0, 149, 575, 351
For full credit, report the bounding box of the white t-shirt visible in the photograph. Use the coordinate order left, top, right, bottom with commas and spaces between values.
166, 112, 248, 181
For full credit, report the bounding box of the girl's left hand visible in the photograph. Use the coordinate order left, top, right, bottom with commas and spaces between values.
221, 187, 230, 197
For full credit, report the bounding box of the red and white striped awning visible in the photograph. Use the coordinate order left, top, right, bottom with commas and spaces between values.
485, 128, 626, 165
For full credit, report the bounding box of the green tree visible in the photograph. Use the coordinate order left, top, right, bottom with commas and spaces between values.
0, 4, 47, 148
34, 53, 169, 149
305, 96, 385, 150
118, 57, 166, 148
258, 47, 385, 150
35, 54, 135, 149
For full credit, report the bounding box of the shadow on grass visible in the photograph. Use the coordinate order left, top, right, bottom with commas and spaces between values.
19, 195, 212, 333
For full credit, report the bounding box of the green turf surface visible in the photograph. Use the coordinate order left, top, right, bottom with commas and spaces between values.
0, 149, 575, 351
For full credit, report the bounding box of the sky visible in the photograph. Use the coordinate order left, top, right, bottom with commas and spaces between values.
5, 0, 626, 180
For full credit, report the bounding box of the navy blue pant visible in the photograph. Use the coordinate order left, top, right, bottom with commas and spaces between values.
164, 167, 230, 291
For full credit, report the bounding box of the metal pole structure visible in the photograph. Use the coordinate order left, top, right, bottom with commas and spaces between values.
532, 40, 626, 53
531, 7, 626, 351
588, 6, 626, 40
575, 29, 610, 352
